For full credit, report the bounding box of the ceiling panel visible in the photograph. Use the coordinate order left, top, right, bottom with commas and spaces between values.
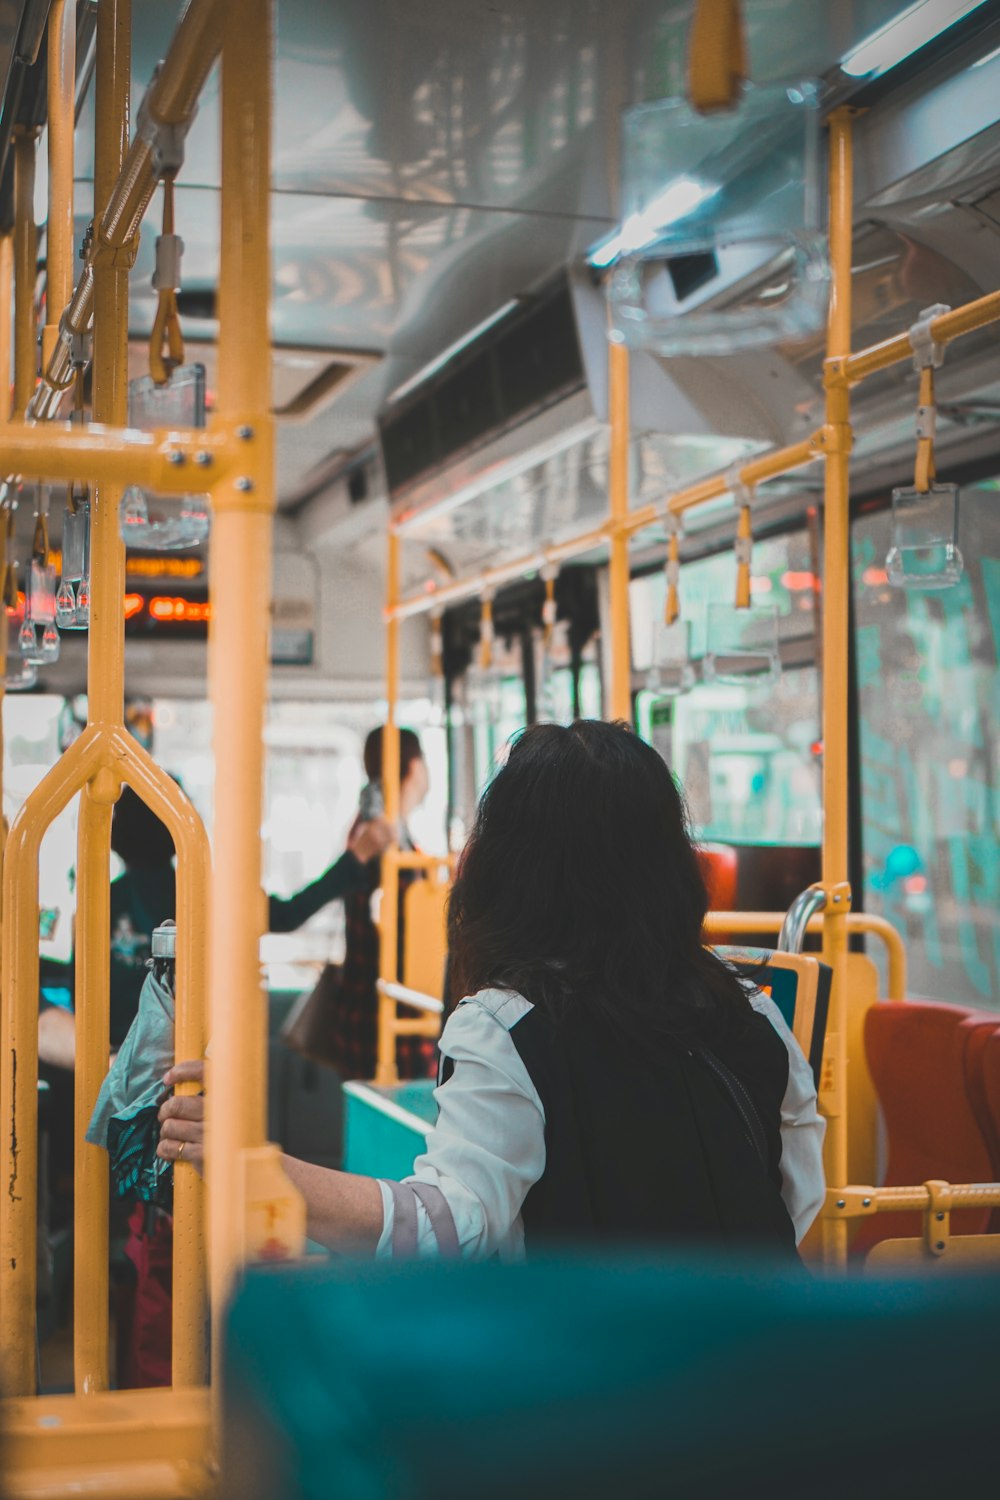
118, 186, 609, 365
56, 0, 950, 509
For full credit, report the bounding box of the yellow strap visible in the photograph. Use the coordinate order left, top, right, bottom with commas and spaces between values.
664, 530, 680, 626
479, 595, 494, 671
150, 178, 185, 386
688, 0, 747, 113
914, 364, 936, 493
543, 575, 556, 649
735, 502, 752, 608
31, 512, 49, 564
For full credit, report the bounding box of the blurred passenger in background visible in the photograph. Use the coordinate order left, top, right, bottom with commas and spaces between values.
161, 720, 825, 1259
330, 726, 436, 1082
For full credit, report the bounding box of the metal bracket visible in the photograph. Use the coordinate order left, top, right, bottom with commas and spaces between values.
152, 231, 184, 293
91, 232, 142, 273
923, 1178, 952, 1257
725, 462, 753, 507
136, 63, 194, 179
826, 1186, 878, 1218
734, 532, 753, 566
908, 303, 951, 373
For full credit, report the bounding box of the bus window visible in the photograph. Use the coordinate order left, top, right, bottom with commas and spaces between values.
632, 531, 822, 846
852, 476, 1000, 1008
152, 698, 447, 990
2, 695, 78, 970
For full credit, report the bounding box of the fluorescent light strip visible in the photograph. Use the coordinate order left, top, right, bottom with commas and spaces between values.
842, 0, 991, 79
972, 41, 1000, 66
587, 176, 718, 269
387, 300, 520, 405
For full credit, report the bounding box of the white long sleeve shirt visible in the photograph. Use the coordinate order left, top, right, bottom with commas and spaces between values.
375, 988, 826, 1260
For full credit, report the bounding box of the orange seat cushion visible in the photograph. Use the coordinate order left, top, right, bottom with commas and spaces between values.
853, 1001, 993, 1256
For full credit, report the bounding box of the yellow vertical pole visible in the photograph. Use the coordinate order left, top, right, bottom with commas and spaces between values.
12, 128, 38, 417
377, 529, 402, 1086
73, 777, 116, 1392
0, 229, 12, 417
820, 108, 855, 1267
72, 0, 132, 1393
1, 228, 10, 786
43, 0, 76, 373
607, 339, 632, 722
207, 0, 274, 1342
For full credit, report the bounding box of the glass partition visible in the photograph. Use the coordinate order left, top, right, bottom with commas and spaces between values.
852, 476, 1000, 1007
631, 529, 821, 846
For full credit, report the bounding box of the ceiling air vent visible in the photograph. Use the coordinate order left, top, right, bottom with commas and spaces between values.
379, 274, 584, 498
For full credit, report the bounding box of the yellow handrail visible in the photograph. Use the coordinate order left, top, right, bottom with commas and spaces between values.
205, 0, 301, 1381
607, 338, 632, 720
27, 0, 223, 422
12, 128, 37, 419
702, 910, 907, 1002
41, 0, 76, 373
377, 531, 403, 1086
0, 0, 215, 1404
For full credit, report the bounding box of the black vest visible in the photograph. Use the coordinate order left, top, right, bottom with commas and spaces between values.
504, 1003, 797, 1255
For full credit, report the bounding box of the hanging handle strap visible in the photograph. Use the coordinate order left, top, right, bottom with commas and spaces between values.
914, 364, 936, 493
150, 178, 186, 386
541, 563, 558, 650
909, 303, 950, 494
688, 0, 747, 113
479, 590, 495, 671
664, 523, 681, 626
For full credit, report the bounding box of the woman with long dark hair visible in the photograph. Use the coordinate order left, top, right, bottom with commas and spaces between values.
159, 721, 824, 1257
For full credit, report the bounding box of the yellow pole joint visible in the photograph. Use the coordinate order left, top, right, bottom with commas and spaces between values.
207, 416, 276, 515
825, 1186, 877, 1220
923, 1180, 952, 1257
89, 231, 143, 274
810, 879, 852, 914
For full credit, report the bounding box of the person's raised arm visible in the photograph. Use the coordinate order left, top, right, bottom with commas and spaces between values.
265, 816, 397, 933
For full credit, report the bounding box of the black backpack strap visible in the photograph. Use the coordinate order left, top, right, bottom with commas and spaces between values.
692, 1045, 769, 1170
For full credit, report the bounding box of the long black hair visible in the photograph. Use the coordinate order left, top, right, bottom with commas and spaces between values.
111, 785, 176, 870
447, 720, 754, 1050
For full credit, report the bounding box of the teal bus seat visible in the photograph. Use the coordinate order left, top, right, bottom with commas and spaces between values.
713, 945, 832, 1086
342, 1078, 438, 1180
223, 1254, 1000, 1500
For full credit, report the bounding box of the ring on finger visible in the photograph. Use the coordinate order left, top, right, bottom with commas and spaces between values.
177, 1140, 186, 1160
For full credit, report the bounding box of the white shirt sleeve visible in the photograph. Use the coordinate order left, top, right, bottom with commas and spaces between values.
749, 992, 826, 1243
375, 994, 546, 1260
374, 987, 826, 1257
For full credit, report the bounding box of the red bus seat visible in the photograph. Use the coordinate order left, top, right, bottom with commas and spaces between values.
697, 843, 738, 943
978, 1026, 1000, 1231
958, 1013, 1000, 1179
853, 1001, 994, 1257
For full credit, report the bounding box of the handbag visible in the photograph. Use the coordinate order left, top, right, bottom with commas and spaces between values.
281, 963, 344, 1069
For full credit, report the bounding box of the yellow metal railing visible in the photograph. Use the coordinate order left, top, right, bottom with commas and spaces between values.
0, 0, 215, 1404
702, 910, 908, 1003
0, 0, 299, 1490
